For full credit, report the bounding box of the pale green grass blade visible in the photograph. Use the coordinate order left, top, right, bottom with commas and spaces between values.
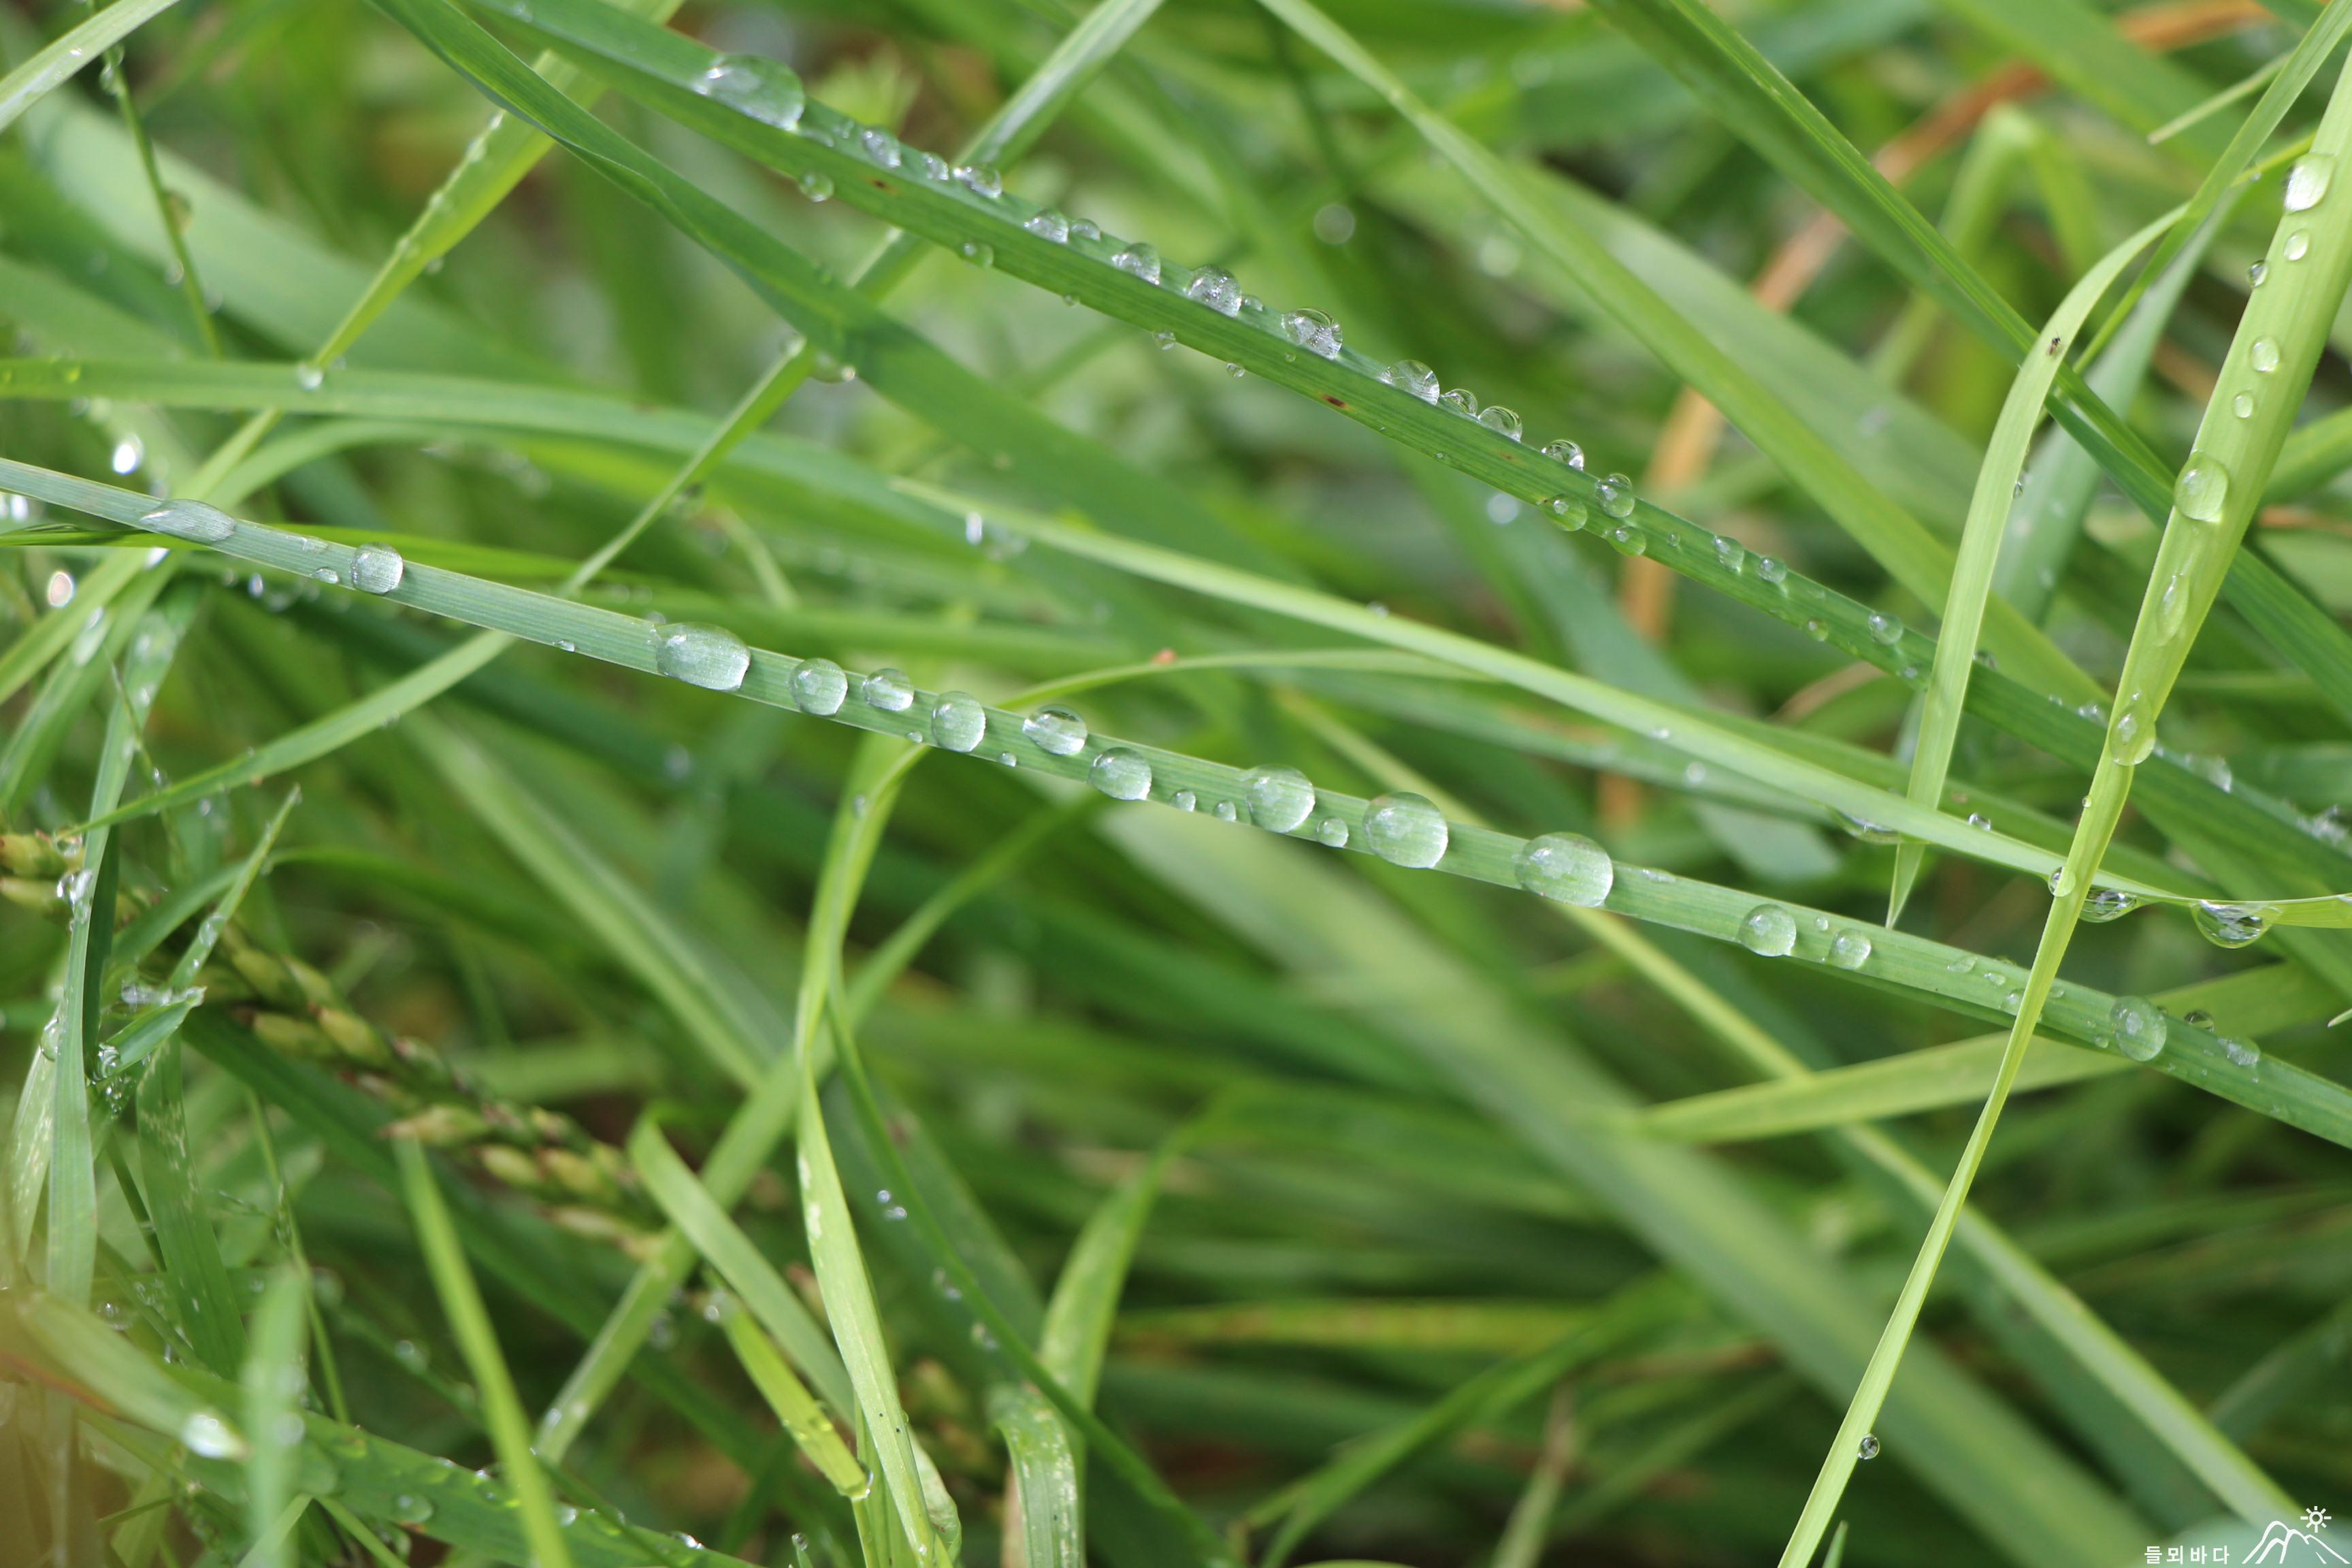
625, 1118, 853, 1415
0, 0, 181, 137
238, 1267, 308, 1568
14, 1293, 245, 1460
989, 1384, 1082, 1568
393, 1136, 576, 1568
1773, 54, 2352, 1568
1037, 1132, 1187, 1408
710, 1302, 867, 1497
0, 549, 143, 708
1490, 1386, 1575, 1568
134, 1036, 248, 1376
1889, 210, 2176, 924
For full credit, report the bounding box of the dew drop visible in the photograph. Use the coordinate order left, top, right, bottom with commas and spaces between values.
1171, 789, 1196, 811
862, 668, 915, 711
1316, 817, 1349, 847
930, 691, 987, 753
1737, 904, 1798, 957
179, 1409, 241, 1458
1184, 265, 1242, 315
2286, 229, 2312, 261
691, 54, 805, 129
1382, 359, 1439, 401
2250, 337, 2281, 374
1281, 308, 1343, 359
1112, 244, 1162, 284
1828, 930, 1873, 970
1544, 494, 1587, 531
1514, 832, 1613, 906
1024, 208, 1071, 243
857, 125, 902, 167
1866, 611, 1903, 644
2191, 900, 2269, 949
653, 623, 750, 692
2249, 259, 2268, 287
391, 1493, 435, 1524
1606, 525, 1646, 556
960, 240, 994, 267
2109, 995, 2168, 1062
956, 163, 1002, 197
2285, 152, 2334, 211
1858, 1434, 1880, 1461
1755, 557, 1787, 586
2223, 1036, 2261, 1068
1594, 474, 1636, 519
1089, 749, 1153, 800
2233, 391, 2255, 419
1022, 706, 1088, 755
295, 363, 324, 391
1243, 766, 1316, 833
798, 170, 834, 202
1541, 438, 1586, 470
140, 497, 235, 543
351, 542, 405, 595
791, 657, 848, 715
2173, 453, 2230, 522
1213, 799, 1238, 822
1477, 406, 1522, 440
2109, 691, 2156, 766
1439, 387, 1478, 417
2080, 887, 2140, 922
1363, 792, 1448, 868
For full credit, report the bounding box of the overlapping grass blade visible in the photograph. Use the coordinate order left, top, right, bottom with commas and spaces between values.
0, 0, 182, 137
238, 1267, 309, 1568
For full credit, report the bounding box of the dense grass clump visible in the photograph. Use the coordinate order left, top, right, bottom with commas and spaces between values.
5, 0, 2352, 1563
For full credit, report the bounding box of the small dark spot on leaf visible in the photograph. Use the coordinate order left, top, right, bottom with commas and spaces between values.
1323, 395, 1347, 408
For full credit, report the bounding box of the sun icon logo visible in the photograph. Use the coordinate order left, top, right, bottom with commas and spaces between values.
2310, 1509, 2335, 1534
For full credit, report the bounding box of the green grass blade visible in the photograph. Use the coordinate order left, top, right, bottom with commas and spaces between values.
14, 1292, 245, 1460
1889, 210, 2176, 922
393, 1136, 577, 1568
0, 0, 182, 137
626, 1118, 854, 1416
710, 1301, 868, 1497
988, 1384, 1082, 1568
238, 1266, 309, 1568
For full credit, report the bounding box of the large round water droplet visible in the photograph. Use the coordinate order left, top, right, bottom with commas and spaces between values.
930, 691, 987, 753
2285, 228, 2311, 261
1022, 706, 1088, 756
350, 542, 405, 595
1541, 438, 1585, 470
797, 170, 834, 201
2109, 995, 2168, 1062
2285, 152, 2335, 211
1184, 265, 1241, 316
1595, 474, 1636, 519
692, 54, 805, 129
1024, 209, 1071, 243
1866, 611, 1903, 644
2173, 454, 2230, 522
1544, 495, 1588, 531
1241, 766, 1316, 833
1112, 244, 1162, 284
1089, 749, 1152, 800
179, 1409, 242, 1458
141, 498, 235, 542
956, 163, 1002, 197
1514, 832, 1613, 906
1477, 406, 1522, 440
1363, 792, 1448, 868
2191, 900, 2269, 949
2250, 337, 2281, 374
862, 668, 915, 711
653, 623, 750, 692
1439, 387, 1478, 418
1382, 359, 1439, 402
791, 657, 847, 715
2080, 887, 2140, 923
1280, 308, 1343, 359
1828, 930, 1873, 970
1857, 1433, 1880, 1461
2109, 691, 2156, 766
391, 1492, 436, 1524
1737, 904, 1798, 957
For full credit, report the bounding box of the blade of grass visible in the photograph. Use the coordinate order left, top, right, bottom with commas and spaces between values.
238, 1267, 308, 1568
393, 1135, 576, 1568
1773, 51, 2352, 1567
0, 0, 182, 136
710, 1301, 868, 1499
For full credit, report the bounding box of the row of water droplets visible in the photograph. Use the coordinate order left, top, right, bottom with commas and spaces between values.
138, 497, 408, 595
682, 46, 1654, 523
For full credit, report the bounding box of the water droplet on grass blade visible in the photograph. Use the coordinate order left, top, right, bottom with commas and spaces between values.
1514, 832, 1612, 906
798, 170, 833, 201
1112, 244, 1162, 284
1024, 209, 1070, 242
1281, 308, 1342, 359
693, 54, 805, 128
1541, 439, 1585, 469
1316, 817, 1349, 847
1595, 474, 1635, 518
2285, 152, 2334, 210
1829, 930, 1872, 969
1023, 706, 1088, 755
2192, 901, 2269, 949
2285, 229, 2311, 261
653, 624, 750, 691
1090, 749, 1152, 800
1243, 766, 1316, 832
180, 1409, 241, 1458
2110, 996, 2168, 1061
2174, 454, 2230, 521
1364, 792, 1448, 867
2110, 691, 2157, 765
2251, 337, 2281, 373
960, 241, 993, 267
2234, 391, 2255, 419
1477, 406, 1522, 440
956, 163, 1002, 197
2081, 887, 2140, 922
1383, 359, 1439, 401
1185, 265, 1242, 315
391, 1493, 435, 1524
862, 668, 914, 711
930, 691, 986, 753
1858, 1434, 1880, 1460
792, 658, 847, 715
142, 498, 235, 542
857, 125, 901, 167
346, 545, 402, 594
1737, 904, 1797, 956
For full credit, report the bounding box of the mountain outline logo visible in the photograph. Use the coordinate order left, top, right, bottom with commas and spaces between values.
2247, 1509, 2347, 1566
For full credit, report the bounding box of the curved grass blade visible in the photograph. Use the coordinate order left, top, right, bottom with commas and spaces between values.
710, 1301, 868, 1499
393, 1136, 576, 1568
1490, 1385, 1575, 1568
1889, 209, 2176, 924
0, 0, 182, 137
1772, 52, 2352, 1568
989, 1384, 1081, 1568
12, 1293, 244, 1460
